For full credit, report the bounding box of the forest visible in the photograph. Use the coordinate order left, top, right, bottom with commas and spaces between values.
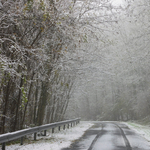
0, 0, 150, 134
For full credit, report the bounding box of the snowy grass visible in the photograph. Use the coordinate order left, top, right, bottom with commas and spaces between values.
124, 121, 150, 142
4, 121, 94, 150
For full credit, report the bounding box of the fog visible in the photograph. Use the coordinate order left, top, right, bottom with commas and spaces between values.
66, 0, 150, 121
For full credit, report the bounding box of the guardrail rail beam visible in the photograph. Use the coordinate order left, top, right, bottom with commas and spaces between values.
0, 118, 80, 149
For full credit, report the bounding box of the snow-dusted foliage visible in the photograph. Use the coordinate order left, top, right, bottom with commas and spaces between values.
0, 0, 87, 133
0, 0, 121, 133
66, 0, 150, 121
1, 0, 149, 134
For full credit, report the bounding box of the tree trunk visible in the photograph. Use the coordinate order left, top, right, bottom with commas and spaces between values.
21, 73, 35, 129
0, 78, 11, 133
13, 75, 24, 131
36, 82, 48, 125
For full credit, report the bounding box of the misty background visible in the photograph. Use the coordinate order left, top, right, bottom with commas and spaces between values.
0, 0, 150, 134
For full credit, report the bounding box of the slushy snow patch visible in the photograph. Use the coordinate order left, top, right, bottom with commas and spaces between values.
125, 122, 150, 142
6, 121, 93, 150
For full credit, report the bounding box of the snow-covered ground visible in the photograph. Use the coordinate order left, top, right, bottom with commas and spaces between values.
4, 121, 150, 150
5, 121, 94, 150
125, 122, 150, 143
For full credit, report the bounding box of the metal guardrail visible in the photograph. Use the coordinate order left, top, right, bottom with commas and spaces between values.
0, 118, 80, 150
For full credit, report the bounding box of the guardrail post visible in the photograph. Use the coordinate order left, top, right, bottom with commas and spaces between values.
71, 123, 72, 127
63, 125, 65, 130
58, 126, 61, 131
2, 142, 5, 150
20, 137, 23, 145
52, 128, 54, 133
44, 130, 46, 136
67, 124, 69, 129
34, 133, 37, 140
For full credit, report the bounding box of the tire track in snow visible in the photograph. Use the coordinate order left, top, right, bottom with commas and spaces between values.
88, 123, 104, 150
114, 123, 132, 150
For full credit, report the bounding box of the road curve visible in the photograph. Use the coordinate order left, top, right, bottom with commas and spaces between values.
61, 121, 150, 150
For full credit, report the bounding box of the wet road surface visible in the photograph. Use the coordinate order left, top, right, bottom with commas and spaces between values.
62, 121, 150, 150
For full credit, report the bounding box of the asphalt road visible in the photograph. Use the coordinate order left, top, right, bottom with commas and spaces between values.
62, 121, 150, 150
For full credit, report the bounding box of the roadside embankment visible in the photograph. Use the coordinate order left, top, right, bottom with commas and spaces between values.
124, 119, 150, 142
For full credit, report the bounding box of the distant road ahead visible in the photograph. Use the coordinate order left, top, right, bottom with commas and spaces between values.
62, 121, 150, 150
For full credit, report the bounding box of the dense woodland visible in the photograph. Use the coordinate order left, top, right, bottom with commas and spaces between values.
66, 0, 150, 121
0, 0, 83, 133
0, 0, 150, 134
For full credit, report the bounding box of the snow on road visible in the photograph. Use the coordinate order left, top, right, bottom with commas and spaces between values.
6, 121, 93, 150
4, 121, 150, 150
